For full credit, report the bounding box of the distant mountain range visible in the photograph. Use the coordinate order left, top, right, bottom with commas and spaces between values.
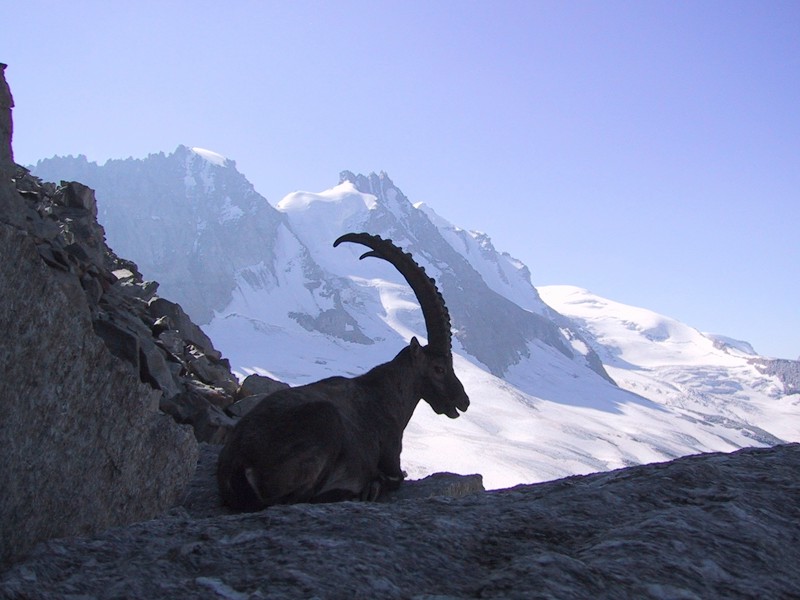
32, 148, 800, 488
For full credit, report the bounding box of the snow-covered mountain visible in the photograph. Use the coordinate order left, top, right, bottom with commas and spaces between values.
31, 150, 800, 489
32, 147, 285, 323
539, 285, 800, 442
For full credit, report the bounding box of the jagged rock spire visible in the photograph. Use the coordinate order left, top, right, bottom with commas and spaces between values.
0, 63, 14, 167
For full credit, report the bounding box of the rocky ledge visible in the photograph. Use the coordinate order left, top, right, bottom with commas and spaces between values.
1, 444, 798, 599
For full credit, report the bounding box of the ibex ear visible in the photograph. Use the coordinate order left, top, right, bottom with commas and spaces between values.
409, 336, 422, 357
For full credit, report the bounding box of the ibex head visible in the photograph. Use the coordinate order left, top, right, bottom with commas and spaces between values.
334, 233, 470, 419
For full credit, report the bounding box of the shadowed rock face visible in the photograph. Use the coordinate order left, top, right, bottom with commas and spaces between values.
0, 184, 199, 564
1, 444, 798, 599
2, 70, 245, 447
4, 167, 243, 447
0, 65, 216, 567
0, 216, 199, 568
0, 64, 12, 166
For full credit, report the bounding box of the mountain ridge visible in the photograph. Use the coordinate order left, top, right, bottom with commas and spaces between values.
32, 147, 286, 323
31, 149, 800, 489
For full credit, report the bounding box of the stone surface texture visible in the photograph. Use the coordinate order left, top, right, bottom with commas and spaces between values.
1, 444, 797, 599
0, 65, 199, 566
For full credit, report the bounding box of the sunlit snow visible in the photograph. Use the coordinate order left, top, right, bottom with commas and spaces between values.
204, 183, 800, 491
219, 196, 244, 223
190, 147, 228, 166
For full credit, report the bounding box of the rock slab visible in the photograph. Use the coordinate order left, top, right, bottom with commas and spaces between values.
1, 444, 798, 599
0, 217, 198, 567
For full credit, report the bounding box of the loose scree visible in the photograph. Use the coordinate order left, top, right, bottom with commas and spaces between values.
217, 232, 470, 510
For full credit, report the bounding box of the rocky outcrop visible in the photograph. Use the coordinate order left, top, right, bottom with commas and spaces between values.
9, 168, 242, 444
0, 65, 12, 168
0, 65, 23, 228
753, 357, 800, 395
1, 444, 797, 599
0, 66, 238, 566
0, 177, 199, 565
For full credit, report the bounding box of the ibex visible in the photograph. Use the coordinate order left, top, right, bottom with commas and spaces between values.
217, 232, 470, 511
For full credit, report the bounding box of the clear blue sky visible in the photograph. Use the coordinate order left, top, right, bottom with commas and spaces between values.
3, 1, 798, 359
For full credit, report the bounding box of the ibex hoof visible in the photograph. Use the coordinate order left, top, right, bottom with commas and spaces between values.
365, 479, 382, 501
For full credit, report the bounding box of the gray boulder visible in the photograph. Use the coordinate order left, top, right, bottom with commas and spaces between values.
236, 373, 291, 400
225, 375, 292, 418
0, 220, 198, 566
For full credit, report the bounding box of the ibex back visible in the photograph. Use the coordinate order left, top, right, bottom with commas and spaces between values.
217, 233, 470, 510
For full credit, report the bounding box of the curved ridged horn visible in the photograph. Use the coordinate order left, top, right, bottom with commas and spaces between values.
334, 232, 452, 355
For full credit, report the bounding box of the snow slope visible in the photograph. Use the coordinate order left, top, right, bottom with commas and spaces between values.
208, 271, 788, 490
540, 285, 799, 443
206, 177, 799, 489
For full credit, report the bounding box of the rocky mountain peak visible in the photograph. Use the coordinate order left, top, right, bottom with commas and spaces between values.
339, 168, 395, 191
339, 170, 410, 218
33, 155, 615, 385
33, 147, 287, 324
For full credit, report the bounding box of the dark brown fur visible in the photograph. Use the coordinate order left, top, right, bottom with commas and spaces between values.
217, 234, 469, 511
